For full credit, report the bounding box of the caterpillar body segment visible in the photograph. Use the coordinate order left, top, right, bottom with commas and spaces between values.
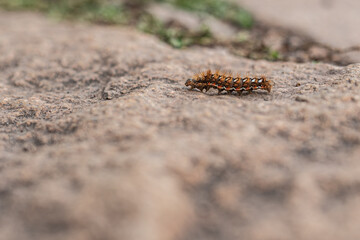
185, 70, 273, 95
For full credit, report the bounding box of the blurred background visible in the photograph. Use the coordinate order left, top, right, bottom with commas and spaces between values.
1, 0, 359, 65
1, 1, 360, 240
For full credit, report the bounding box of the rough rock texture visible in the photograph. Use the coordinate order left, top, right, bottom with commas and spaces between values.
236, 0, 360, 49
1, 11, 360, 240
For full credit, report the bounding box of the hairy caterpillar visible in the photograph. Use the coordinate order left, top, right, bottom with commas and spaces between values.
185, 70, 273, 94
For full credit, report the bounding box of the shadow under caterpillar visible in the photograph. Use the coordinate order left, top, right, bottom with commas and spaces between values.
185, 70, 273, 95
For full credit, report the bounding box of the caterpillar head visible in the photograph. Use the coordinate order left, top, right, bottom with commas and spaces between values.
263, 78, 273, 92
256, 76, 272, 93
185, 78, 194, 88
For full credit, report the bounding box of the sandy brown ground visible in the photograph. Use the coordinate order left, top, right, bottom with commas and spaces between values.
1, 11, 360, 240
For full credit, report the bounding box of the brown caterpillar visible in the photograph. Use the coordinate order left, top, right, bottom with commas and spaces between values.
185, 70, 273, 94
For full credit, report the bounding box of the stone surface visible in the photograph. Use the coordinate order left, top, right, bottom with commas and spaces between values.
1, 11, 360, 240
147, 3, 237, 39
337, 50, 360, 63
235, 0, 360, 49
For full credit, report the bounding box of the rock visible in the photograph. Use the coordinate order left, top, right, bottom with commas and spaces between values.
146, 3, 238, 40
262, 29, 285, 51
308, 46, 329, 59
1, 11, 360, 240
147, 3, 202, 32
335, 50, 360, 64
235, 0, 360, 49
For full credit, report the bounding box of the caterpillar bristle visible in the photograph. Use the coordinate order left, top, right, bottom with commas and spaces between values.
185, 69, 273, 95
192, 73, 200, 81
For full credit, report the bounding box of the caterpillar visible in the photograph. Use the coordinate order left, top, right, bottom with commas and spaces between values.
185, 70, 273, 94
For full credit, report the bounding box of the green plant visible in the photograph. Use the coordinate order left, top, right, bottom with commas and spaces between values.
138, 14, 212, 48
267, 48, 280, 61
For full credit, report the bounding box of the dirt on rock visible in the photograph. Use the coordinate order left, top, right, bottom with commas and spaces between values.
1, 11, 360, 240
